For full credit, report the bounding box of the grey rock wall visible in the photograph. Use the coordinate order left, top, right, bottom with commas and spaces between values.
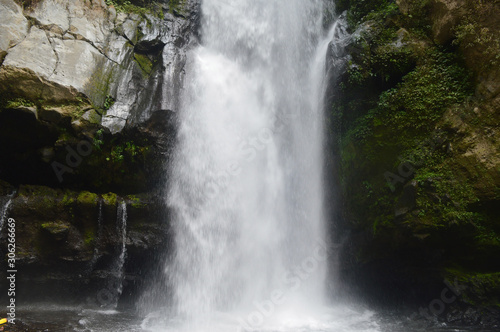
0, 0, 200, 134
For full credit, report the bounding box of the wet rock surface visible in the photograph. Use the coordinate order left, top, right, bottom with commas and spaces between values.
0, 185, 170, 304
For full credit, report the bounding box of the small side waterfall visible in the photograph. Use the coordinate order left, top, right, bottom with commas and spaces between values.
108, 200, 128, 308
0, 190, 16, 233
116, 201, 128, 303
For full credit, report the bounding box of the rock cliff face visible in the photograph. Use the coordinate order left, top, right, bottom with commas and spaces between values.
0, 0, 200, 191
0, 0, 200, 304
1, 0, 199, 133
332, 0, 500, 325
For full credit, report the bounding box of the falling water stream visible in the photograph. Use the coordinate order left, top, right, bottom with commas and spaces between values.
0, 190, 16, 233
142, 1, 379, 331
114, 200, 128, 307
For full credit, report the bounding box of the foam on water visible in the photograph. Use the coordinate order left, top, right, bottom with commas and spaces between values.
141, 305, 380, 332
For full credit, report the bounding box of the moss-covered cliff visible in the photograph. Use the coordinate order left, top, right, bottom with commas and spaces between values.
0, 182, 169, 305
332, 0, 500, 324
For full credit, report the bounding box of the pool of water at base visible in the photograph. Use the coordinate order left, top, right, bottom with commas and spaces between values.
5, 305, 498, 332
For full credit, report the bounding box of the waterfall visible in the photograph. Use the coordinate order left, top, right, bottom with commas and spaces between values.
169, 0, 330, 321
169, 0, 329, 314
116, 201, 128, 301
142, 1, 379, 331
110, 200, 128, 308
0, 190, 16, 233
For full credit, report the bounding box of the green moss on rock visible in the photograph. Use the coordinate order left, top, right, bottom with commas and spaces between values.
61, 192, 76, 206
102, 192, 118, 206
445, 268, 500, 308
41, 222, 70, 241
84, 228, 96, 246
105, 0, 165, 18
168, 0, 186, 15
127, 194, 145, 208
134, 53, 154, 77
77, 191, 98, 205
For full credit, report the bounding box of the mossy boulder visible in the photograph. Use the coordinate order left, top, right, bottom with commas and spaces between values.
81, 109, 102, 124
77, 191, 99, 205
102, 192, 118, 206
445, 269, 500, 309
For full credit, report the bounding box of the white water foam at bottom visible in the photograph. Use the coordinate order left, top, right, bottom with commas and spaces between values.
141, 305, 380, 332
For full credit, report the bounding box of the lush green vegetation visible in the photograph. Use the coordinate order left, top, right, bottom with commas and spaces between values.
332, 0, 500, 308
4, 97, 36, 108
104, 0, 186, 17
102, 192, 118, 206
336, 0, 397, 27
105, 0, 164, 18
333, 0, 481, 231
103, 95, 115, 112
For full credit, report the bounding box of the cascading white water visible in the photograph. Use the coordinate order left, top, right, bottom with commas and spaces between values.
143, 1, 380, 331
169, 0, 328, 318
0, 191, 16, 233
112, 200, 128, 308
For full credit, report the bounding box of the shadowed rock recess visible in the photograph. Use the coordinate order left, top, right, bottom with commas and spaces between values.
0, 0, 499, 326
